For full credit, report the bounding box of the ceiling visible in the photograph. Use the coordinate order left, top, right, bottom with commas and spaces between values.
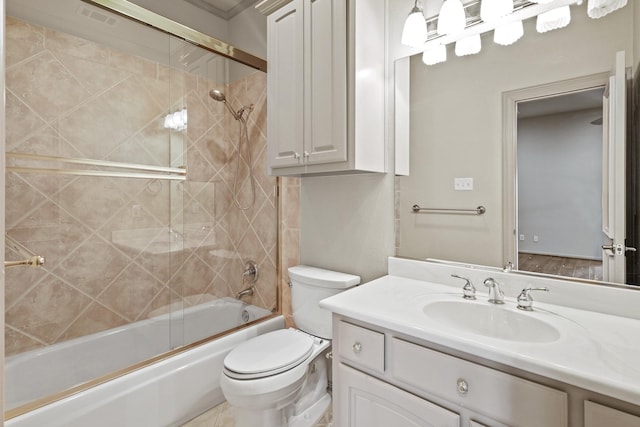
184, 0, 257, 20
518, 87, 605, 119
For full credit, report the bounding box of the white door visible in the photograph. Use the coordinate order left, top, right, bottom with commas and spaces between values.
601, 51, 629, 283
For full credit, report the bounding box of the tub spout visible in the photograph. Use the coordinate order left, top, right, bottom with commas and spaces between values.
236, 286, 254, 299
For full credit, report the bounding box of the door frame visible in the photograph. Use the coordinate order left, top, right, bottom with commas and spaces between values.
502, 73, 610, 269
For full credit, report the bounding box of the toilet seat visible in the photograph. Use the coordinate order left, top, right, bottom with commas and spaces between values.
224, 329, 314, 380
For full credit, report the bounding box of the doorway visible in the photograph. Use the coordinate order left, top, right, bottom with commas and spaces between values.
502, 72, 614, 282
516, 88, 605, 280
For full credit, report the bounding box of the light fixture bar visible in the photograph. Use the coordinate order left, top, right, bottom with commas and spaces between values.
423, 0, 579, 50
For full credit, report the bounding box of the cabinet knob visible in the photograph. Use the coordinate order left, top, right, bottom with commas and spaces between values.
293, 152, 300, 159
352, 342, 362, 354
303, 151, 310, 158
456, 378, 469, 395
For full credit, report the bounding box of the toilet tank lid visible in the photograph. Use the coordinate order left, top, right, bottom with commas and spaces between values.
288, 265, 360, 289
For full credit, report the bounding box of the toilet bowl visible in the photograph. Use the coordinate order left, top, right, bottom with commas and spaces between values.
220, 265, 360, 427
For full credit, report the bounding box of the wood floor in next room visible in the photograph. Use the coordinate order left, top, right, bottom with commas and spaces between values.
518, 253, 602, 281
181, 401, 333, 427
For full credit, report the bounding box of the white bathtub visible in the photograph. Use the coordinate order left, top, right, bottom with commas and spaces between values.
6, 297, 283, 427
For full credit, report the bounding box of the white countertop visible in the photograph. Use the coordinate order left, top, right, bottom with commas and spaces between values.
320, 271, 640, 406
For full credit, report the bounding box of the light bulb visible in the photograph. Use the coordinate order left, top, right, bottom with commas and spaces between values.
536, 6, 571, 33
480, 0, 514, 23
455, 34, 482, 56
402, 2, 427, 47
437, 0, 466, 36
494, 21, 524, 46
422, 45, 447, 65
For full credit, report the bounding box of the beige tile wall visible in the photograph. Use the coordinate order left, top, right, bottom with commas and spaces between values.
4, 17, 298, 356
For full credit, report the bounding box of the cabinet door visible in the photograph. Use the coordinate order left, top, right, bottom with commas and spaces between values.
304, 0, 347, 165
336, 363, 460, 427
267, 0, 304, 169
585, 401, 640, 427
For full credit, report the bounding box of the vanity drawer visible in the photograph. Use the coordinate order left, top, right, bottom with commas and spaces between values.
337, 321, 384, 373
584, 401, 640, 426
390, 338, 568, 427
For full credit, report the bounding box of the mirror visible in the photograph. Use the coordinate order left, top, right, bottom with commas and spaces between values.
396, 2, 640, 286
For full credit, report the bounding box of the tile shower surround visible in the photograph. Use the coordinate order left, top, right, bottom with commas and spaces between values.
4, 17, 300, 356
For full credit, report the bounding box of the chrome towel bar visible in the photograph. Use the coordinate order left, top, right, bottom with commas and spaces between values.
412, 204, 486, 215
5, 234, 46, 269
6, 152, 187, 181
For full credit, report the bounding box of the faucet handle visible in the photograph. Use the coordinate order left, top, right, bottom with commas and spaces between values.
451, 274, 476, 300
516, 286, 549, 311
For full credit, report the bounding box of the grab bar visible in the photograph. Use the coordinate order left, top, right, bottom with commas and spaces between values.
412, 204, 486, 215
5, 234, 46, 269
6, 152, 187, 181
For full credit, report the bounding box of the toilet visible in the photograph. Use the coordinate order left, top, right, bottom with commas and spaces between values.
220, 265, 360, 427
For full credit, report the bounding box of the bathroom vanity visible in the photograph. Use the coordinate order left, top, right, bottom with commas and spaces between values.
320, 257, 640, 427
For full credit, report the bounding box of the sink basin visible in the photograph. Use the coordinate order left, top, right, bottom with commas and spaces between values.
423, 300, 561, 343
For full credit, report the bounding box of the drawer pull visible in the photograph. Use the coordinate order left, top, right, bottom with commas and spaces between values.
456, 378, 469, 395
352, 342, 362, 354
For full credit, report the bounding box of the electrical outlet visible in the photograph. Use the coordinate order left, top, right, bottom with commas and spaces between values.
519, 234, 525, 241
454, 177, 473, 191
533, 235, 539, 242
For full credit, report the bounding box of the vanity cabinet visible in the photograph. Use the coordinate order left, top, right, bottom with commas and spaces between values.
260, 0, 385, 176
333, 318, 572, 427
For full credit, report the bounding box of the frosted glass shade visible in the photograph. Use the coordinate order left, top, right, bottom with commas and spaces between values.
588, 0, 627, 19
422, 45, 447, 65
402, 7, 427, 47
437, 0, 466, 36
494, 20, 524, 45
480, 0, 514, 23
536, 6, 571, 33
455, 34, 482, 56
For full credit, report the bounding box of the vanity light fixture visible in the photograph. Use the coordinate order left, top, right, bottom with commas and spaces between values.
163, 109, 188, 131
536, 5, 571, 32
437, 0, 467, 35
409, 0, 626, 66
480, 0, 514, 23
401, 0, 428, 47
422, 44, 447, 65
455, 33, 482, 56
493, 19, 524, 45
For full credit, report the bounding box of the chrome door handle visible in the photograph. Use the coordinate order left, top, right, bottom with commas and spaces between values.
602, 243, 637, 255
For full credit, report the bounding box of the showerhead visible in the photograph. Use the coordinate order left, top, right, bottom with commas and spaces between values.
208, 89, 253, 121
209, 89, 226, 102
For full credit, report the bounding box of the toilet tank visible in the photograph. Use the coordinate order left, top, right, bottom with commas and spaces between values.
289, 265, 360, 339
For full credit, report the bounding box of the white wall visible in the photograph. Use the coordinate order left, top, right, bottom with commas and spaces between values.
397, 3, 634, 267
518, 109, 603, 259
228, 5, 267, 81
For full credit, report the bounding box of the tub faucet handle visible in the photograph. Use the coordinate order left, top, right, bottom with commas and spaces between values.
451, 274, 476, 300
516, 286, 549, 311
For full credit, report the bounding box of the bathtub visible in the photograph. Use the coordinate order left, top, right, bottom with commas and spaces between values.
6, 297, 283, 427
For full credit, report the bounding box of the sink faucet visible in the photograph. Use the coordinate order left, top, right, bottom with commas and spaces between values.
516, 286, 549, 311
483, 278, 505, 304
451, 274, 476, 300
